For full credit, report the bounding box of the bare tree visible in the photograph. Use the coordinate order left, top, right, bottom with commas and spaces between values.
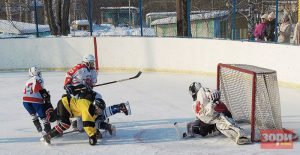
44, 0, 59, 35
5, 0, 12, 20
61, 0, 70, 35
24, 0, 30, 22
18, 0, 22, 21
56, 0, 62, 34
44, 0, 70, 36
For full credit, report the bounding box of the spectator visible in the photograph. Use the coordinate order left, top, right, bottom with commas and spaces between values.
278, 13, 292, 43
254, 14, 268, 41
292, 22, 300, 45
266, 12, 276, 42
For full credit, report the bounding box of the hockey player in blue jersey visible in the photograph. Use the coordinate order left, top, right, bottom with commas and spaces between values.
23, 67, 54, 134
72, 99, 131, 136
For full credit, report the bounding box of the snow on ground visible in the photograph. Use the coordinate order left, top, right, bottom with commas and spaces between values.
70, 24, 155, 37
0, 23, 155, 38
0, 71, 299, 155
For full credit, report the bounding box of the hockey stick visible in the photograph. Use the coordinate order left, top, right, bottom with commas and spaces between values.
64, 129, 79, 135
94, 71, 142, 87
63, 118, 110, 135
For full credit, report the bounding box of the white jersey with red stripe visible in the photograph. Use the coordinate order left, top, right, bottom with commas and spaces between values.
23, 75, 45, 103
192, 87, 219, 124
64, 63, 97, 87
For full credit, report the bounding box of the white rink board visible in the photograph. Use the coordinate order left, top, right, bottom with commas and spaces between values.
0, 37, 299, 85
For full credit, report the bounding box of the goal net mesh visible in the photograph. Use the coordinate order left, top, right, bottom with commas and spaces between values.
218, 64, 282, 141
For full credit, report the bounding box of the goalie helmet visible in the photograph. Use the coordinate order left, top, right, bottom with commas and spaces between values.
82, 54, 95, 68
189, 82, 202, 101
28, 66, 41, 77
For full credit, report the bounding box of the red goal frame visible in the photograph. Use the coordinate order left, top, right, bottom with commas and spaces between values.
217, 63, 257, 142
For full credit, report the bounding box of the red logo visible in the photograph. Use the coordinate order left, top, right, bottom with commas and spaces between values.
195, 101, 201, 113
260, 129, 296, 149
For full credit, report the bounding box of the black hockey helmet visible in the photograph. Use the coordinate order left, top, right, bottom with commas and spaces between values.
94, 98, 106, 111
189, 82, 202, 101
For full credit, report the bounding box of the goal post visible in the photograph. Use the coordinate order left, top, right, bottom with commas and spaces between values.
217, 63, 282, 142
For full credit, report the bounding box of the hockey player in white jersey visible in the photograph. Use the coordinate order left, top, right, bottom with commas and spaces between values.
64, 54, 103, 130
187, 82, 251, 145
64, 54, 99, 98
63, 54, 131, 134
23, 67, 54, 134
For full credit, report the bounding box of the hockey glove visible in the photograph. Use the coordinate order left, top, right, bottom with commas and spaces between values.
39, 89, 51, 104
89, 134, 97, 145
64, 84, 74, 95
209, 90, 220, 103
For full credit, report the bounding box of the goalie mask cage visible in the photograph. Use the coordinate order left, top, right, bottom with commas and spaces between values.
217, 64, 282, 142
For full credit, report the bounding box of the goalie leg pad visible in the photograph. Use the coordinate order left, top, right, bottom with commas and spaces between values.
215, 113, 248, 143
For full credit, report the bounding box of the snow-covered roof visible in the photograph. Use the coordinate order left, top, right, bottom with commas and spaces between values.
0, 20, 49, 34
146, 11, 210, 18
100, 7, 139, 11
151, 10, 228, 25
72, 20, 89, 25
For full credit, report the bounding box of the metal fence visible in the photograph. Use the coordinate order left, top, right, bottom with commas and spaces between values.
0, 0, 299, 45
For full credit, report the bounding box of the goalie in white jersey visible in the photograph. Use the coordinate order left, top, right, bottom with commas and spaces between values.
23, 67, 54, 134
187, 82, 251, 145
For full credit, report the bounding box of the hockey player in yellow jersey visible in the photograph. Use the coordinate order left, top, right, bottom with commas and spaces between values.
41, 89, 101, 145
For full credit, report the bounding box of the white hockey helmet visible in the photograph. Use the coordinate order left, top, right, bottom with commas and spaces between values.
28, 66, 41, 77
189, 82, 202, 101
82, 54, 95, 68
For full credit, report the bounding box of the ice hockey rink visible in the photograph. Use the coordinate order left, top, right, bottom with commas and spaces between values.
0, 71, 299, 155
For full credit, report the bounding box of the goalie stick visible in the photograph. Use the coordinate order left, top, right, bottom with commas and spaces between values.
174, 122, 188, 139
174, 122, 251, 144
94, 71, 142, 87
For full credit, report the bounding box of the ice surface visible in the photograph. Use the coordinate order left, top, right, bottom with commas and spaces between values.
0, 71, 299, 155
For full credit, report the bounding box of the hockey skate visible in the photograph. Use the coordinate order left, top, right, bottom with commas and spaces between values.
33, 119, 43, 133
235, 128, 251, 145
96, 129, 102, 139
40, 134, 51, 145
236, 136, 251, 145
44, 123, 51, 134
106, 124, 116, 136
119, 101, 131, 115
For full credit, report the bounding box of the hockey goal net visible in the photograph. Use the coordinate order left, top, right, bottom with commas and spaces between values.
217, 64, 282, 142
